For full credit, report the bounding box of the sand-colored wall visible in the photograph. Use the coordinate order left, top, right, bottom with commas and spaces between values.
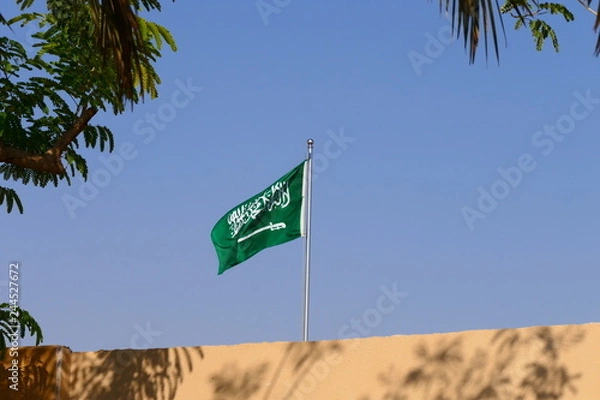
0, 345, 70, 400
2, 323, 599, 399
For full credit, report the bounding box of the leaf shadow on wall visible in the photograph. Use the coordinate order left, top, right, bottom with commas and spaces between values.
209, 340, 344, 400
73, 346, 204, 400
0, 347, 62, 399
359, 325, 585, 400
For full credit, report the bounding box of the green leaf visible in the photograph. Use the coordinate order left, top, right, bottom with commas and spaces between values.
1, 0, 177, 214
0, 187, 24, 214
529, 19, 560, 52
538, 2, 575, 22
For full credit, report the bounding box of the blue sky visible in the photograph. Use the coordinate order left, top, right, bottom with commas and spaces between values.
3, 1, 599, 352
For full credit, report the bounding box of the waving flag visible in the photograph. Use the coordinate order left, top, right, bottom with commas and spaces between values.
211, 161, 306, 275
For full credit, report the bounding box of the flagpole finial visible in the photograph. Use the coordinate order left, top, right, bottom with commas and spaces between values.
307, 138, 314, 146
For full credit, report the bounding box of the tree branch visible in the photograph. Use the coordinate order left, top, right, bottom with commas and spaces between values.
52, 107, 98, 152
574, 0, 598, 16
0, 144, 64, 174
0, 107, 98, 175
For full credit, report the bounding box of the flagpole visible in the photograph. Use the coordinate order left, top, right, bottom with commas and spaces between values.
303, 138, 314, 342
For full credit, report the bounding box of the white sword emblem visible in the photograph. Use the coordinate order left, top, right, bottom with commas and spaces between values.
237, 222, 287, 243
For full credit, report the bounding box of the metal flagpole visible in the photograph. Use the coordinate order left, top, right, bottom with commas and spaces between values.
302, 138, 314, 342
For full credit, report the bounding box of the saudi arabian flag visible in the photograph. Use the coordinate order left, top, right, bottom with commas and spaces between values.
211, 161, 306, 275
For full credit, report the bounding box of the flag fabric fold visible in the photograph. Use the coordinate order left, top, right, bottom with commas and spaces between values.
211, 161, 306, 274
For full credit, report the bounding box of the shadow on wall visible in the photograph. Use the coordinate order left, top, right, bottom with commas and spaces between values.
0, 325, 589, 399
0, 347, 63, 399
360, 325, 585, 400
72, 346, 204, 400
208, 326, 586, 399
210, 340, 344, 400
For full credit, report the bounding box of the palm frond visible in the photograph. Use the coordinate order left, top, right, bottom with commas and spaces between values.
589, 0, 600, 54
88, 0, 144, 104
440, 0, 510, 63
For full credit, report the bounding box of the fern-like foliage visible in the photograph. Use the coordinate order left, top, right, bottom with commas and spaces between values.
501, 1, 576, 52
0, 186, 24, 214
0, 1, 177, 214
0, 303, 44, 356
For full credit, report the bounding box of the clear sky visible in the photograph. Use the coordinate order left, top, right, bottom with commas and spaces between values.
3, 1, 599, 352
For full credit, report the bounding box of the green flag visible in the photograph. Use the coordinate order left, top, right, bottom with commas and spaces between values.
211, 161, 306, 274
